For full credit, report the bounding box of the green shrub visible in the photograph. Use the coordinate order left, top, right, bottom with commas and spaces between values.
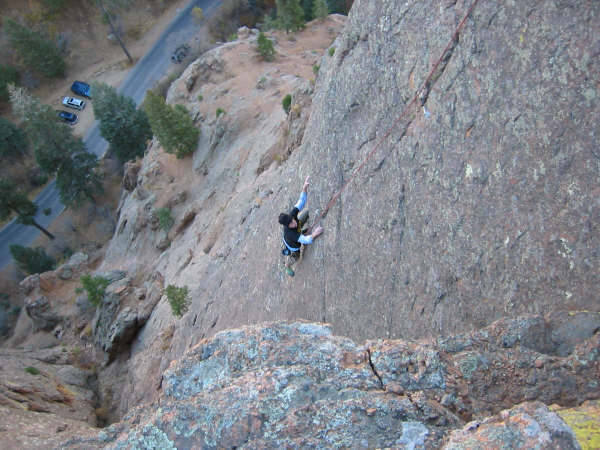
282, 94, 292, 114
165, 285, 189, 317
312, 64, 319, 75
197, 94, 203, 102
192, 6, 204, 21
216, 107, 226, 118
78, 274, 110, 307
24, 366, 40, 375
328, 47, 335, 56
227, 33, 238, 41
156, 208, 174, 232
257, 32, 275, 61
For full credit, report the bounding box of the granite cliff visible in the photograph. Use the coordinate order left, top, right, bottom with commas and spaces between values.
1, 0, 598, 447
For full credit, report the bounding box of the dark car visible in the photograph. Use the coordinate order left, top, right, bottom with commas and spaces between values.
171, 44, 190, 63
57, 110, 78, 125
71, 81, 92, 98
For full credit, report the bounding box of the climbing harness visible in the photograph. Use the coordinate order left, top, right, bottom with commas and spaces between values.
310, 0, 482, 229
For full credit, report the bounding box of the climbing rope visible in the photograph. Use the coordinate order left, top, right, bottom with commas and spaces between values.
311, 0, 482, 227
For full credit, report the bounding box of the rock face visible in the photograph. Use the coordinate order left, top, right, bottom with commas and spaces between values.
25, 296, 61, 332
0, 347, 99, 449
61, 315, 595, 448
92, 271, 163, 360
89, 3, 598, 427
263, 0, 599, 341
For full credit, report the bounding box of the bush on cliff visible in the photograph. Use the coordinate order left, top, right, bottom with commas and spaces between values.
165, 285, 189, 317
77, 274, 110, 307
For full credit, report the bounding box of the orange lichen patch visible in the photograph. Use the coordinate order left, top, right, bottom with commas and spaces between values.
56, 384, 75, 405
340, 351, 366, 369
409, 69, 415, 91
465, 125, 473, 138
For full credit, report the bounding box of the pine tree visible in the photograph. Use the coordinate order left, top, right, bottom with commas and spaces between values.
276, 0, 305, 32
9, 245, 55, 275
257, 32, 275, 61
56, 148, 103, 208
143, 91, 199, 159
301, 0, 313, 21
0, 117, 27, 159
3, 19, 65, 78
91, 82, 152, 163
312, 0, 328, 20
0, 178, 55, 239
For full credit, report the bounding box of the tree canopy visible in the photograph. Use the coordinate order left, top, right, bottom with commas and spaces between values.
8, 85, 102, 208
91, 82, 152, 163
312, 0, 329, 20
0, 65, 19, 102
0, 177, 54, 239
0, 117, 28, 159
143, 90, 199, 159
9, 245, 55, 275
56, 149, 103, 207
276, 0, 305, 32
3, 18, 65, 78
8, 84, 69, 172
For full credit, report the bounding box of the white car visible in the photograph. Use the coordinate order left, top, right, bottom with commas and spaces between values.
62, 96, 85, 110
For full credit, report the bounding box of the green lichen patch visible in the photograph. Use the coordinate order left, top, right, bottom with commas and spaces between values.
554, 400, 600, 450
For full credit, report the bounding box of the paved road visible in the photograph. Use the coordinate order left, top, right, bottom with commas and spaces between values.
0, 0, 220, 268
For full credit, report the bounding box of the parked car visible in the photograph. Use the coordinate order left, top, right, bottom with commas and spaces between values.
57, 110, 78, 125
171, 44, 190, 63
71, 81, 92, 98
62, 96, 85, 110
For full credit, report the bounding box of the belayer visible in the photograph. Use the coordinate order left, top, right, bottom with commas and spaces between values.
278, 176, 323, 274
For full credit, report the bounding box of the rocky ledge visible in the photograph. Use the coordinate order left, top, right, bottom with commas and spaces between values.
62, 312, 598, 448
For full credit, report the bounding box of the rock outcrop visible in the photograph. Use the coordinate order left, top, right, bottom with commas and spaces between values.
92, 271, 163, 360
0, 347, 99, 449
61, 315, 596, 448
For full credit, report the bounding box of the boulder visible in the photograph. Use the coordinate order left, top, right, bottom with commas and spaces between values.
25, 296, 61, 332
444, 402, 579, 449
19, 274, 40, 296
94, 270, 127, 284
39, 271, 58, 292
56, 253, 89, 280
166, 191, 187, 209
103, 307, 139, 356
156, 235, 171, 251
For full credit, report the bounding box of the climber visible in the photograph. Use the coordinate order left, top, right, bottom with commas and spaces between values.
278, 176, 323, 272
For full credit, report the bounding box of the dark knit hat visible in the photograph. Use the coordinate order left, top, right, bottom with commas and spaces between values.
278, 213, 292, 226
